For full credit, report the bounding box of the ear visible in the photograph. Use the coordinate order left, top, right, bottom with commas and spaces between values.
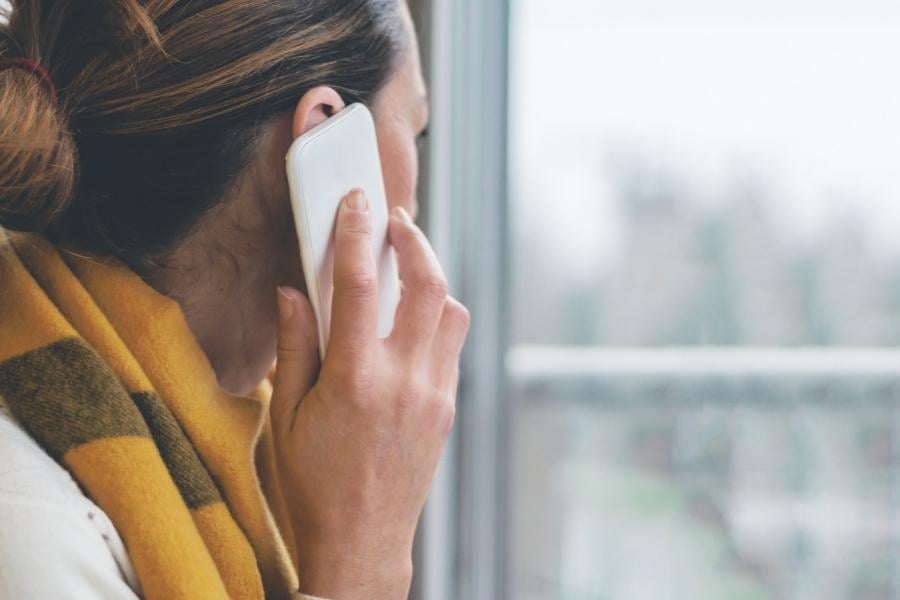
291, 86, 347, 139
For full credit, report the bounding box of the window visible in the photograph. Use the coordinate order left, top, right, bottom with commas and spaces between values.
506, 1, 900, 599
419, 1, 900, 599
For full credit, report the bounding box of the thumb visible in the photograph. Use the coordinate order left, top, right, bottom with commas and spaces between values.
271, 285, 320, 440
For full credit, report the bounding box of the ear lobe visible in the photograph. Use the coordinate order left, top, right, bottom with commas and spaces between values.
291, 86, 347, 139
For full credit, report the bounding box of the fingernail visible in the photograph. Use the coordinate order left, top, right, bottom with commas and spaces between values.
391, 206, 412, 223
345, 189, 369, 211
277, 286, 295, 322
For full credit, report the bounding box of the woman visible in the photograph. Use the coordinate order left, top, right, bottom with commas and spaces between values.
0, 1, 469, 598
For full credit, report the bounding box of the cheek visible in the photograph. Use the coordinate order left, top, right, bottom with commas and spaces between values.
377, 127, 419, 214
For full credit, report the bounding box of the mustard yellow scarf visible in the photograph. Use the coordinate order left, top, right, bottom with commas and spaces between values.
0, 233, 299, 599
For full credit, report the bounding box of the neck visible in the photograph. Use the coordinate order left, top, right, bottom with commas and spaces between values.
146, 229, 280, 397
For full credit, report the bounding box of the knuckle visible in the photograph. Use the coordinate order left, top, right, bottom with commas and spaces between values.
340, 209, 372, 236
409, 375, 431, 399
415, 274, 449, 303
436, 396, 456, 437
398, 214, 422, 240
326, 366, 375, 407
390, 375, 457, 437
446, 298, 471, 332
393, 217, 420, 242
338, 271, 378, 300
276, 338, 304, 364
392, 221, 432, 260
395, 385, 420, 413
396, 377, 441, 410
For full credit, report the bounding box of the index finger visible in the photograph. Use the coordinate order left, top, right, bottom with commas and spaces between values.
327, 189, 379, 363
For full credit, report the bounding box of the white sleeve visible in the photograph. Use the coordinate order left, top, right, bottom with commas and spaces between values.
0, 494, 142, 599
0, 405, 323, 600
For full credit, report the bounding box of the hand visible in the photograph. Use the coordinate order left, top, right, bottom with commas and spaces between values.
270, 189, 470, 599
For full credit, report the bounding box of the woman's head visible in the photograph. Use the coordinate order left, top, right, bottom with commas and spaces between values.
0, 0, 430, 393
0, 0, 417, 268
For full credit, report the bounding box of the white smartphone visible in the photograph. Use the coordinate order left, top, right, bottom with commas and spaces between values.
285, 103, 401, 359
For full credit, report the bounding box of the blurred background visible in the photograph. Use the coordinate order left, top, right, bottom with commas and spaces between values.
411, 1, 900, 599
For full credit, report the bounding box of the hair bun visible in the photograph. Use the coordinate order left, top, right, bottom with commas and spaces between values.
0, 63, 77, 233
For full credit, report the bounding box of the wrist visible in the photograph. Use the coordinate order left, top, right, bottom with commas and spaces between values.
296, 538, 413, 600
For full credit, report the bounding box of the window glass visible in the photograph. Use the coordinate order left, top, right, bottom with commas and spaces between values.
510, 0, 900, 346
507, 3, 900, 599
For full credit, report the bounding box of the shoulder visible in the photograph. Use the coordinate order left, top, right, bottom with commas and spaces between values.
0, 399, 142, 598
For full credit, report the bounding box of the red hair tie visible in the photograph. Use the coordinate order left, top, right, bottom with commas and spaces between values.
0, 57, 57, 97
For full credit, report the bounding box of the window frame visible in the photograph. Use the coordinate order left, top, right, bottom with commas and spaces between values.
412, 0, 512, 599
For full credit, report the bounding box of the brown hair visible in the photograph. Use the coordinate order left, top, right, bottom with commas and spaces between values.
0, 0, 404, 269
